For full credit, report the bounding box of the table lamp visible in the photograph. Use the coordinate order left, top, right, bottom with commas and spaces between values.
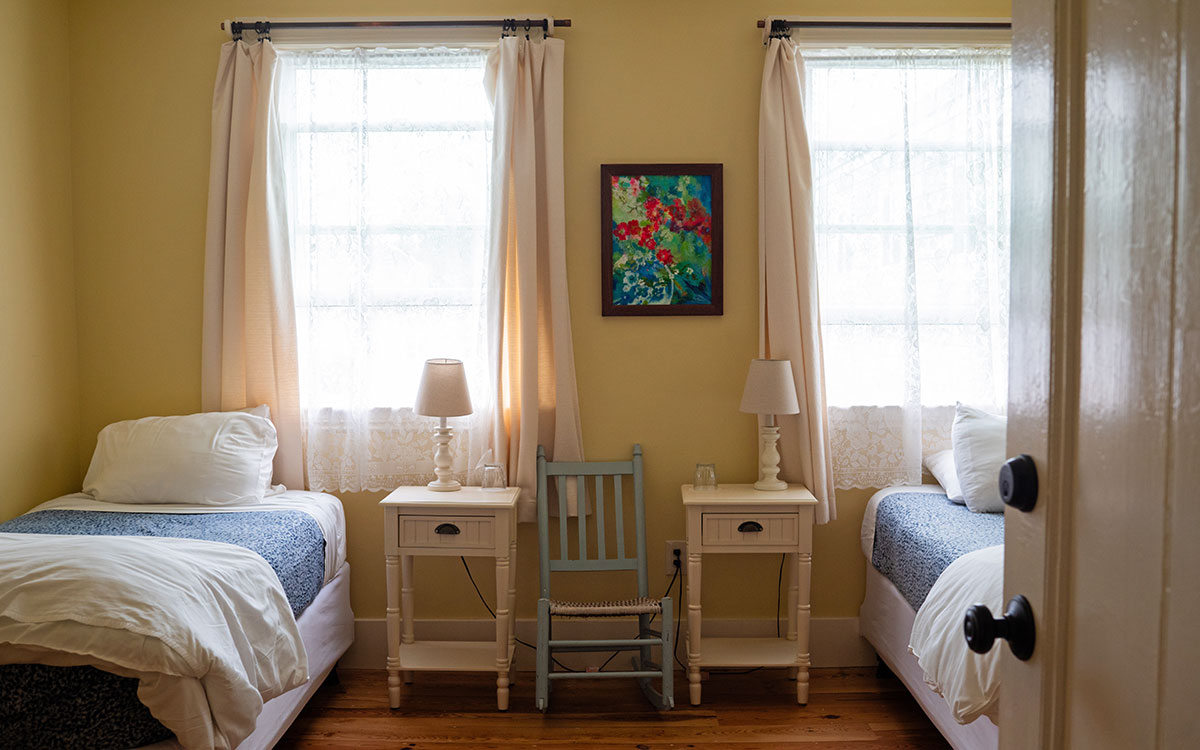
739, 358, 801, 491
414, 358, 473, 491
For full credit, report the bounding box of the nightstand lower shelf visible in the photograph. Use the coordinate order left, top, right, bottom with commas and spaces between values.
696, 636, 799, 667
397, 640, 517, 672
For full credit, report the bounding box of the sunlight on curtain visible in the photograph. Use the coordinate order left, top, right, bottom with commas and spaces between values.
806, 48, 1011, 489
276, 47, 493, 492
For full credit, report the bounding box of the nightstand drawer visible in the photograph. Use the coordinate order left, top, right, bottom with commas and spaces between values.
397, 515, 496, 549
700, 512, 798, 546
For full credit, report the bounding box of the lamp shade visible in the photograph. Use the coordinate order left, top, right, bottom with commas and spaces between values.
414, 358, 473, 417
739, 359, 801, 415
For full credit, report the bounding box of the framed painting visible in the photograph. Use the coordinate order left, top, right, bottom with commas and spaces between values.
600, 163, 723, 316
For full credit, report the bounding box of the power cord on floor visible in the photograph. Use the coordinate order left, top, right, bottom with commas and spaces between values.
461, 553, 684, 674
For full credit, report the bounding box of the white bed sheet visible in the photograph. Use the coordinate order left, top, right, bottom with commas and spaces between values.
860, 567, 999, 750
139, 562, 355, 750
910, 545, 1004, 725
27, 490, 347, 584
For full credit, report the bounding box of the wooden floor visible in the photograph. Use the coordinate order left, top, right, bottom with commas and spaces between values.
278, 668, 950, 749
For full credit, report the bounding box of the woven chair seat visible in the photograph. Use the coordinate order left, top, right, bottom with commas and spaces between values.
549, 596, 662, 617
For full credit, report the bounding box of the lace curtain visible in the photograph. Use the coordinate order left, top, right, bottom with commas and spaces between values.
805, 48, 1012, 489
276, 47, 494, 492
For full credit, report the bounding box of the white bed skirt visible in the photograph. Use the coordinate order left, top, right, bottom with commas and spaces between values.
139, 562, 355, 750
860, 566, 998, 750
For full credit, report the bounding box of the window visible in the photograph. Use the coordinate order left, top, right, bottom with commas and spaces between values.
805, 47, 1012, 489
277, 47, 493, 492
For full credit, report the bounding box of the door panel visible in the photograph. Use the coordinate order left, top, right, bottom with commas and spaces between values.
1008, 0, 1200, 746
1069, 0, 1179, 745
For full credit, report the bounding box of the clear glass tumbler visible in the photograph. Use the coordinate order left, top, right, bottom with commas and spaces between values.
482, 464, 507, 490
693, 463, 717, 490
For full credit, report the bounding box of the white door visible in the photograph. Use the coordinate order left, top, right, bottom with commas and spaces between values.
1004, 0, 1200, 747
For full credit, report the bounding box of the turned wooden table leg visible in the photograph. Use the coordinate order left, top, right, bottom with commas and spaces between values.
687, 550, 703, 706
385, 553, 402, 707
495, 551, 512, 711
795, 549, 811, 705
400, 554, 415, 685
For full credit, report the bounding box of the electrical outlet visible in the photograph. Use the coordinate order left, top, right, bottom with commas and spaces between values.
664, 540, 687, 575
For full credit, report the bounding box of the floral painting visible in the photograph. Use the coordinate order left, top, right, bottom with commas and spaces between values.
601, 164, 723, 316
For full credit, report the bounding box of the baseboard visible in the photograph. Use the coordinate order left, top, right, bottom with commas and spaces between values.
340, 616, 876, 671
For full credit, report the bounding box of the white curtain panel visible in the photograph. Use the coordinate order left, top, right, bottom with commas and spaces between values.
485, 36, 585, 522
202, 40, 305, 490
758, 37, 838, 524
806, 48, 1011, 490
275, 47, 494, 492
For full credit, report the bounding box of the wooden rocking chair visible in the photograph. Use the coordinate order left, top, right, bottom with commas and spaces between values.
534, 444, 674, 711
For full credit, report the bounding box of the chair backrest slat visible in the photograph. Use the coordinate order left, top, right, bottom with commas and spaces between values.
613, 476, 626, 559
537, 444, 645, 602
594, 475, 606, 560
557, 474, 569, 563
632, 446, 648, 597
576, 475, 587, 561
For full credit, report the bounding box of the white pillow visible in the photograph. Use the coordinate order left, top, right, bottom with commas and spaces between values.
924, 449, 964, 503
239, 404, 271, 420
83, 411, 277, 505
951, 403, 1007, 513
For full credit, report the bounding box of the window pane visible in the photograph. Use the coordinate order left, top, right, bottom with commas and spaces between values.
808, 48, 1011, 410
280, 48, 492, 412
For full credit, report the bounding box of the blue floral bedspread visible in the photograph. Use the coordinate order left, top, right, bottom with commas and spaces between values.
871, 491, 1004, 610
0, 508, 326, 750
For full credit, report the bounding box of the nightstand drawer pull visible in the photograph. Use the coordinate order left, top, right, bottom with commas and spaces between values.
701, 512, 799, 546
434, 523, 461, 535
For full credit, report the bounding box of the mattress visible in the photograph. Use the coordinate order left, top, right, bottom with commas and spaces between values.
0, 492, 347, 750
864, 486, 1004, 610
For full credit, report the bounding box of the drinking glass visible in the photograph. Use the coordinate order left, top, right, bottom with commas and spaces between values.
482, 464, 507, 490
693, 463, 717, 490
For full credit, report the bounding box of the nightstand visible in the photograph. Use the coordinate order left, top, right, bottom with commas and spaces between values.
380, 485, 520, 710
681, 483, 817, 705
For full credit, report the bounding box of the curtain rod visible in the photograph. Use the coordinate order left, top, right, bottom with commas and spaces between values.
757, 19, 1011, 30
222, 18, 571, 38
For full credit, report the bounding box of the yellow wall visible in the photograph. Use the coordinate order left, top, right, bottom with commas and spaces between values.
0, 0, 80, 521
66, 0, 1008, 620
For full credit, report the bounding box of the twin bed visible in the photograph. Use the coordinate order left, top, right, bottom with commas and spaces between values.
0, 410, 354, 750
0, 491, 352, 750
859, 485, 1004, 750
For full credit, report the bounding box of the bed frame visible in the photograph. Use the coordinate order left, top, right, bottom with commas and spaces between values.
139, 562, 355, 750
860, 566, 998, 750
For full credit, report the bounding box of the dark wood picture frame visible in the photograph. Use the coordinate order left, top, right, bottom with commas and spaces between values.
600, 163, 724, 316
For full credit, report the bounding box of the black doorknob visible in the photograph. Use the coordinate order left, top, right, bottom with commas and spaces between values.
999, 454, 1038, 512
964, 595, 1035, 661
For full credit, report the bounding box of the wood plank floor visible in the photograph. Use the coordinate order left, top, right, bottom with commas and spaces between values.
278, 668, 950, 749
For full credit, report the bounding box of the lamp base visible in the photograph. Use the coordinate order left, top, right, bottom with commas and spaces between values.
754, 477, 789, 491
755, 423, 788, 491
429, 422, 461, 492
